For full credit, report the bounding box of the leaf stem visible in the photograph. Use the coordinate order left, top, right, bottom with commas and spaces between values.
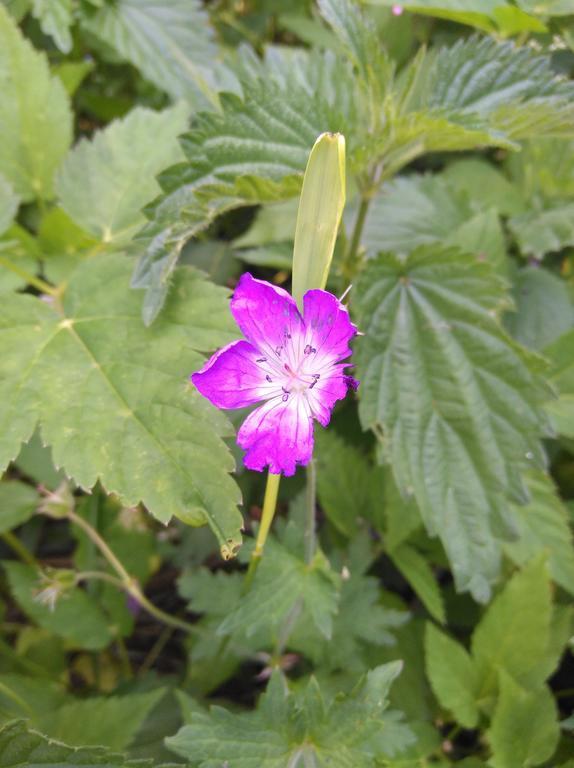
244, 471, 281, 591
304, 459, 317, 564
1, 531, 38, 568
0, 255, 58, 296
343, 194, 370, 282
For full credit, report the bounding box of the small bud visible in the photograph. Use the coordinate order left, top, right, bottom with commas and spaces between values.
38, 481, 74, 519
33, 567, 76, 611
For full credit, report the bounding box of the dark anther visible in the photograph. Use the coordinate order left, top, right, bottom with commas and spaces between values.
312, 374, 320, 380
282, 386, 290, 394
282, 393, 289, 402
304, 344, 316, 355
266, 375, 272, 383
275, 346, 282, 356
256, 357, 267, 363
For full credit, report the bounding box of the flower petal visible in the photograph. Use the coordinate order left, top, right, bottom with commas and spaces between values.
302, 290, 357, 364
191, 340, 275, 409
231, 273, 304, 360
237, 395, 314, 476
306, 364, 358, 426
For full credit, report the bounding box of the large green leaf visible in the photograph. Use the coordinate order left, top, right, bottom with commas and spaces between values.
31, 0, 73, 53
0, 479, 39, 533
0, 174, 18, 236
509, 203, 574, 258
80, 0, 220, 108
167, 664, 411, 767
0, 4, 72, 200
390, 545, 445, 623
543, 329, 574, 438
355, 246, 551, 601
134, 47, 361, 323
56, 105, 189, 247
0, 254, 243, 556
0, 720, 155, 768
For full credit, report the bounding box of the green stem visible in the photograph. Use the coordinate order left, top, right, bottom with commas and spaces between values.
304, 460, 317, 564
1, 531, 38, 568
0, 255, 58, 296
343, 195, 370, 282
244, 471, 281, 591
138, 625, 173, 677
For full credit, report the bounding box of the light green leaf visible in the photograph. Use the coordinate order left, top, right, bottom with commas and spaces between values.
80, 0, 220, 108
506, 138, 574, 200
505, 267, 573, 350
233, 198, 298, 249
544, 329, 574, 438
0, 480, 38, 533
315, 429, 384, 536
3, 561, 113, 650
167, 664, 409, 768
31, 0, 73, 53
0, 4, 72, 200
390, 545, 445, 623
0, 720, 155, 768
509, 202, 574, 258
505, 471, 574, 595
517, 0, 574, 16
56, 105, 189, 246
0, 254, 243, 556
488, 672, 559, 768
355, 246, 551, 601
471, 557, 552, 693
0, 174, 18, 237
36, 689, 166, 751
425, 623, 480, 728
218, 539, 340, 640
444, 157, 526, 216
135, 47, 361, 323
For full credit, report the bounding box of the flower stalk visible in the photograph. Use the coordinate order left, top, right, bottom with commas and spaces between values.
244, 470, 281, 590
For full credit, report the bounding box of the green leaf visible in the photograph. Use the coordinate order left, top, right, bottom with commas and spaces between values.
444, 157, 526, 217
505, 267, 573, 350
382, 468, 422, 551
488, 672, 559, 768
390, 545, 445, 623
509, 203, 574, 258
471, 557, 552, 694
0, 254, 243, 556
291, 131, 346, 307
56, 105, 189, 246
0, 175, 18, 237
167, 664, 409, 767
314, 429, 383, 536
31, 0, 73, 53
506, 138, 574, 200
218, 539, 340, 640
544, 329, 574, 438
355, 246, 551, 601
35, 689, 166, 751
0, 479, 38, 534
0, 720, 155, 768
505, 471, 574, 595
0, 4, 72, 200
80, 0, 220, 108
3, 561, 114, 650
135, 47, 360, 322
425, 623, 480, 728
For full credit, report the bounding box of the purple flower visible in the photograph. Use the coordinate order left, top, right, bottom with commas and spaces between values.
191, 273, 358, 476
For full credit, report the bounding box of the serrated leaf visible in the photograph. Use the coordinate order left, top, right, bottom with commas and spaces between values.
31, 0, 73, 53
0, 720, 155, 768
135, 47, 360, 322
3, 561, 114, 650
425, 623, 480, 728
544, 328, 574, 438
507, 138, 574, 200
355, 245, 550, 601
471, 557, 552, 694
56, 105, 189, 246
382, 468, 423, 551
488, 672, 559, 768
444, 157, 526, 216
505, 267, 573, 350
509, 202, 574, 258
0, 175, 18, 236
80, 0, 220, 108
505, 471, 574, 595
0, 254, 243, 555
167, 664, 408, 768
390, 545, 445, 623
0, 480, 38, 534
218, 539, 340, 640
0, 4, 72, 200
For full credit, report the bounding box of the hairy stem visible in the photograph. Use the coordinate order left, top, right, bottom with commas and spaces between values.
244, 471, 281, 591
1, 531, 38, 568
0, 256, 58, 297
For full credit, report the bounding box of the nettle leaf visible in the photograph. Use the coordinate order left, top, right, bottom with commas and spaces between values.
0, 4, 72, 200
488, 671, 559, 768
0, 479, 39, 534
3, 561, 113, 650
505, 266, 573, 350
507, 138, 574, 200
0, 720, 155, 768
505, 471, 574, 595
80, 0, 220, 108
389, 545, 445, 624
0, 254, 243, 556
444, 157, 526, 217
167, 664, 410, 768
135, 47, 360, 323
355, 246, 551, 601
0, 174, 18, 236
31, 0, 73, 53
218, 538, 340, 640
56, 104, 189, 247
509, 202, 574, 258
544, 328, 574, 438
